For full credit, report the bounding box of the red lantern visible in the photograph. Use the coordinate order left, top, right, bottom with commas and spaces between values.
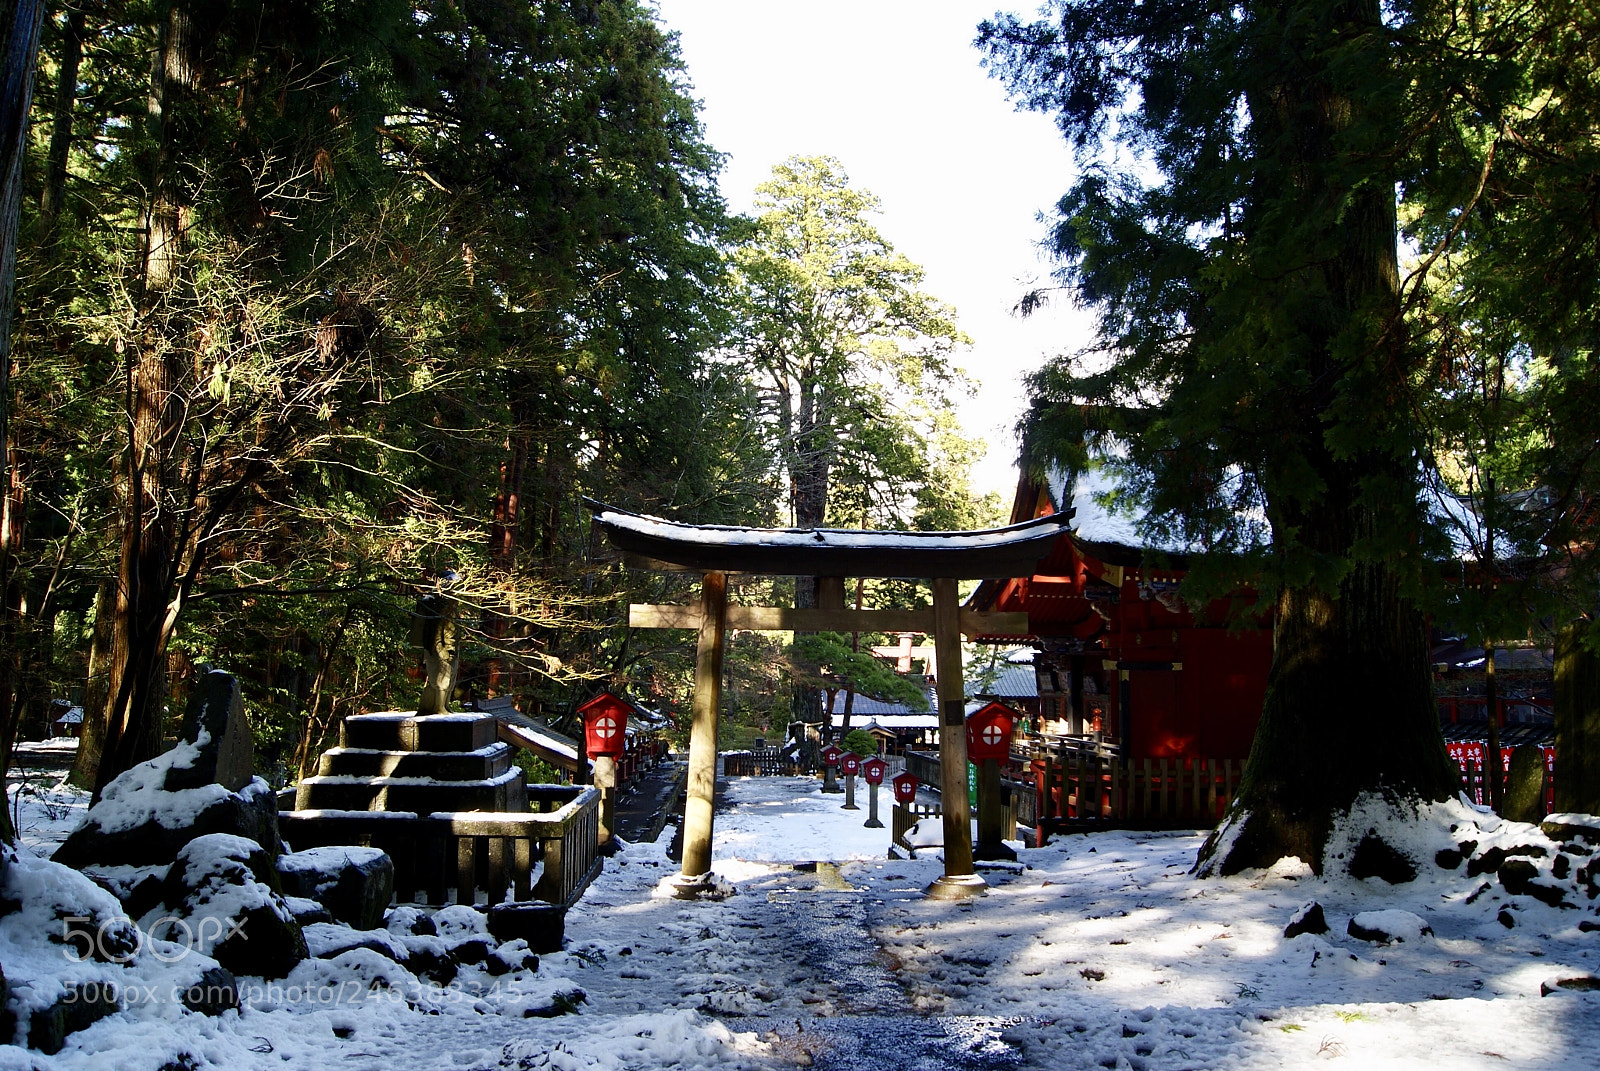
821, 745, 842, 767
578, 691, 630, 757
841, 753, 861, 775
861, 757, 887, 785
966, 701, 1015, 762
892, 771, 919, 803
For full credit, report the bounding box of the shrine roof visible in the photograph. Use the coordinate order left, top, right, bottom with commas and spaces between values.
585, 499, 1074, 578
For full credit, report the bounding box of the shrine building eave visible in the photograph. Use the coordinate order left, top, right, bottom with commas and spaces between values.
584, 499, 1075, 579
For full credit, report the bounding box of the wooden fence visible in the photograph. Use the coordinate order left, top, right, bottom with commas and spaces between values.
889, 797, 1019, 851
281, 785, 601, 909
1033, 753, 1240, 833
723, 747, 803, 776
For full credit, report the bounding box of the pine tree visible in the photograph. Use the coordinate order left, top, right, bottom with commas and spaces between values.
980, 0, 1461, 873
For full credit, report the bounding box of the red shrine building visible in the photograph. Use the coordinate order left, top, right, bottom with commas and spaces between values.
967, 469, 1273, 763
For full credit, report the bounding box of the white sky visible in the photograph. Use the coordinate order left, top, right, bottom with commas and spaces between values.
651, 0, 1096, 502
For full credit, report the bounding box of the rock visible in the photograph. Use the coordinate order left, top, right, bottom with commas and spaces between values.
27, 982, 119, 1055
1579, 920, 1600, 933
168, 669, 256, 792
398, 937, 456, 985
53, 751, 279, 870
276, 847, 393, 931
154, 834, 306, 979
449, 936, 495, 965
1499, 859, 1568, 907
1348, 833, 1417, 884
303, 922, 407, 963
1544, 814, 1600, 844
1498, 908, 1516, 928
0, 963, 11, 1046
486, 901, 566, 954
485, 938, 539, 976
1284, 901, 1329, 939
1541, 974, 1600, 996
1347, 909, 1433, 944
1504, 744, 1549, 824
284, 896, 332, 926
80, 864, 167, 921
1466, 843, 1547, 878
1553, 854, 1572, 880
177, 967, 239, 1016
1434, 847, 1464, 870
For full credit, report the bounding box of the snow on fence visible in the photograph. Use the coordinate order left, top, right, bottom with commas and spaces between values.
723, 747, 804, 776
280, 784, 601, 909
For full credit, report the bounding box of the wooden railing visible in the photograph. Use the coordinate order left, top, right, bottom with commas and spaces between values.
723, 747, 803, 776
891, 800, 944, 851
280, 785, 601, 909
890, 797, 1018, 851
1033, 753, 1239, 832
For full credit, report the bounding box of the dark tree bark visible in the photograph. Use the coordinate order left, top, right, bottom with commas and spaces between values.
95, 1, 201, 793
38, 3, 82, 234
0, 0, 46, 842
1195, 0, 1458, 875
1554, 621, 1600, 816
68, 578, 113, 788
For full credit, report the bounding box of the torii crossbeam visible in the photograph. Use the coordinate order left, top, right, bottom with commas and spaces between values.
587, 501, 1068, 899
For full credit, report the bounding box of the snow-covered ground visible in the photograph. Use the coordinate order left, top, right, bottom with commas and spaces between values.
6, 768, 1599, 1069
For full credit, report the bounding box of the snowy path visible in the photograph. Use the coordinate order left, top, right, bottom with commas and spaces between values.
9, 770, 1600, 1068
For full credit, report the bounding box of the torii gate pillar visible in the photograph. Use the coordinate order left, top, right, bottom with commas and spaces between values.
926, 577, 986, 899
664, 571, 728, 899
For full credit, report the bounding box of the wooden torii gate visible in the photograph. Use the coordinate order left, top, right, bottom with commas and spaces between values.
587, 501, 1070, 899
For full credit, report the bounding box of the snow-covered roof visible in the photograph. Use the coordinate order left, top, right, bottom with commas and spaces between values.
830, 712, 938, 729
587, 498, 1073, 578
822, 688, 935, 718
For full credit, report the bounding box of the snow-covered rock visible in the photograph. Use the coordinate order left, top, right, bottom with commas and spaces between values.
52, 740, 279, 871
1284, 900, 1329, 938
276, 845, 393, 930
487, 900, 565, 954
149, 833, 306, 979
1347, 909, 1434, 944
1543, 813, 1600, 843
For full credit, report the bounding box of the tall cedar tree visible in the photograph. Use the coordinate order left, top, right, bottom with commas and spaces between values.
980, 1, 1460, 874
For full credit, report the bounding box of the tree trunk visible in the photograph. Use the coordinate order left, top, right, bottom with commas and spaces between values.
68, 578, 113, 788
1554, 621, 1600, 816
0, 0, 45, 843
95, 2, 198, 793
1195, 0, 1458, 875
38, 3, 82, 234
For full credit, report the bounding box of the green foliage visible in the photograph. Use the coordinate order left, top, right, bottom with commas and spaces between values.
731, 155, 983, 531
791, 632, 929, 712
840, 728, 878, 757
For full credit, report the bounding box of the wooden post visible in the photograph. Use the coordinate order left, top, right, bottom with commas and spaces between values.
593, 754, 617, 851
865, 782, 883, 828
974, 756, 1015, 860
669, 571, 728, 897
927, 577, 985, 898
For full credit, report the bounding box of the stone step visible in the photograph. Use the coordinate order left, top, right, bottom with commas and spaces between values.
315, 743, 513, 781
340, 712, 498, 753
294, 768, 526, 814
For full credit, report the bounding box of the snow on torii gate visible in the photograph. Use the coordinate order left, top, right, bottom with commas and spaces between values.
587, 501, 1071, 899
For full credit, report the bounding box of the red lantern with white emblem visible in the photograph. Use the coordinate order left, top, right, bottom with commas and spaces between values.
966, 702, 1015, 762
821, 745, 842, 767
892, 771, 919, 803
578, 691, 630, 757
861, 757, 887, 785
841, 753, 860, 775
